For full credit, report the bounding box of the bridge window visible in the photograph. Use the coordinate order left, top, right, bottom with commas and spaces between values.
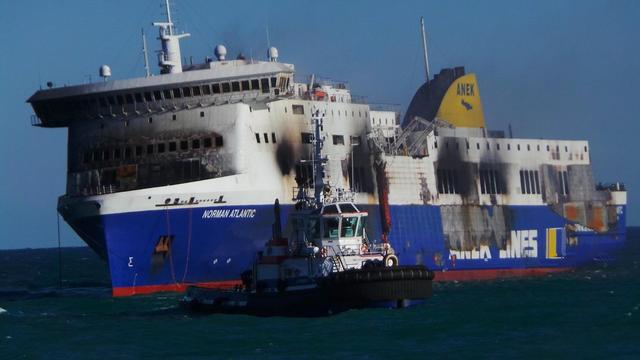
153, 90, 162, 100
220, 83, 230, 93
169, 142, 176, 152
261, 78, 270, 93
241, 80, 250, 91
180, 140, 188, 150
271, 77, 277, 87
202, 84, 211, 95
341, 217, 358, 238
323, 217, 340, 239
163, 89, 172, 99
116, 95, 124, 105
231, 81, 240, 92
332, 135, 344, 145
134, 93, 142, 103
182, 87, 192, 97
171, 88, 181, 98
436, 168, 459, 194
192, 86, 201, 96
301, 132, 313, 144
251, 79, 259, 90
211, 84, 220, 94
143, 92, 152, 102
157, 143, 165, 153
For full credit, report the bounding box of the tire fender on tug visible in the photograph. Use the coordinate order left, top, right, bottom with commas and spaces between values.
383, 254, 399, 267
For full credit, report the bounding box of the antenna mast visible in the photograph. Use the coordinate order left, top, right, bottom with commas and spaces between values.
142, 28, 151, 77
153, 0, 190, 74
420, 16, 431, 83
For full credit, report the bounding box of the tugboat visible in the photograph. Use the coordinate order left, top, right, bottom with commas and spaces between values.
180, 110, 435, 316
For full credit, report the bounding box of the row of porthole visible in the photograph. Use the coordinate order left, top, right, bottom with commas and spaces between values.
435, 139, 588, 153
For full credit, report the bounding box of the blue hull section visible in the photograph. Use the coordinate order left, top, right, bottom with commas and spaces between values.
95, 204, 626, 293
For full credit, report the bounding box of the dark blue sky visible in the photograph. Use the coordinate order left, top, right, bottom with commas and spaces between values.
1, 0, 638, 249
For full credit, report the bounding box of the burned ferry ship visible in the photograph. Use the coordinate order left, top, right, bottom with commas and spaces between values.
27, 4, 626, 296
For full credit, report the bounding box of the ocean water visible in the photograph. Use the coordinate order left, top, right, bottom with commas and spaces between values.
1, 229, 639, 359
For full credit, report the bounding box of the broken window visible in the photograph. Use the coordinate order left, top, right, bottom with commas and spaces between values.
231, 81, 240, 92
332, 135, 345, 145
301, 132, 313, 144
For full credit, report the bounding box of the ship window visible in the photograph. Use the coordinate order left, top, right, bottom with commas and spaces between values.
565, 146, 568, 152
125, 94, 133, 104
301, 132, 313, 144
153, 90, 162, 100
250, 79, 259, 90
158, 143, 165, 153
204, 138, 212, 148
533, 170, 540, 194
496, 143, 500, 151
92, 150, 100, 162
172, 88, 182, 98
272, 133, 277, 143
169, 141, 176, 152
332, 135, 344, 145
172, 114, 177, 121
436, 168, 459, 194
434, 140, 437, 149
559, 171, 570, 195
323, 217, 340, 239
106, 96, 115, 106
241, 80, 250, 91
356, 216, 366, 237
537, 144, 540, 151
215, 136, 223, 147
270, 77, 277, 87
479, 169, 504, 194
263, 133, 269, 143
200, 111, 205, 118
221, 83, 230, 93
83, 152, 90, 164
182, 87, 192, 97
202, 84, 211, 95
341, 217, 358, 238
350, 136, 361, 146
148, 117, 153, 124
212, 83, 221, 94
124, 147, 132, 159
255, 133, 261, 143
163, 89, 172, 99
465, 140, 469, 149
261, 78, 270, 93
180, 140, 188, 150
231, 81, 240, 92
476, 143, 480, 150
99, 98, 107, 107
147, 144, 154, 154
584, 146, 588, 152
507, 144, 511, 151
102, 149, 110, 161
487, 143, 490, 150
517, 144, 521, 151
143, 92, 152, 102
192, 86, 201, 96
546, 145, 550, 151
116, 95, 124, 105
135, 146, 142, 157
114, 148, 121, 160
556, 145, 560, 152
192, 139, 200, 149
292, 105, 304, 114
135, 93, 143, 103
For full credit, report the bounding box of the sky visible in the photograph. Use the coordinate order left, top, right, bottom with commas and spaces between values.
0, 0, 638, 249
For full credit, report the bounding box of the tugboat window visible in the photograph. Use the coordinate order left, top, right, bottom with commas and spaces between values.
241, 80, 250, 91
341, 217, 358, 238
323, 217, 340, 239
261, 78, 270, 93
221, 83, 230, 93
231, 82, 240, 92
212, 84, 220, 94
251, 79, 259, 90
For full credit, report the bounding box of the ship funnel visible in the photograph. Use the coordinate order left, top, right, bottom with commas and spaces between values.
99, 65, 111, 81
215, 44, 227, 61
268, 46, 278, 62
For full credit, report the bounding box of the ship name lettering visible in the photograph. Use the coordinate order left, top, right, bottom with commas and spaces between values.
202, 208, 256, 219
449, 245, 491, 260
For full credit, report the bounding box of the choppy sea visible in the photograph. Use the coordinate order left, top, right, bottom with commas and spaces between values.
1, 228, 639, 359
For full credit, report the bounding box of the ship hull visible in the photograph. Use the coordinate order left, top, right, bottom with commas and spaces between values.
61, 197, 626, 296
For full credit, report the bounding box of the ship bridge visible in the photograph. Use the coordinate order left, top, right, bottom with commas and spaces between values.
28, 59, 295, 128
